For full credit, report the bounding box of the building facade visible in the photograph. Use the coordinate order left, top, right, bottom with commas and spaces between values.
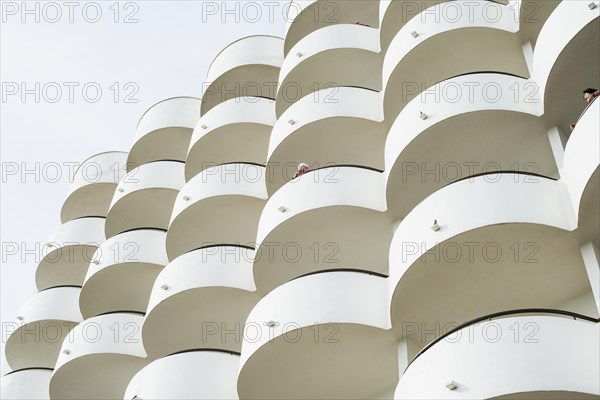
2, 0, 600, 398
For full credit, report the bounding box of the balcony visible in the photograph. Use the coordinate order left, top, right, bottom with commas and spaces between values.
389, 174, 594, 346
186, 97, 275, 181
142, 247, 258, 357
79, 229, 168, 319
383, 1, 528, 122
128, 97, 201, 170
105, 161, 185, 239
238, 271, 397, 399
202, 36, 283, 115
396, 313, 599, 399
562, 99, 600, 249
254, 166, 391, 293
277, 24, 381, 117
166, 163, 267, 261
533, 0, 599, 137
284, 0, 380, 56
5, 287, 82, 370
517, 0, 560, 47
1, 368, 52, 400
379, 0, 446, 52
60, 151, 128, 223
125, 351, 240, 400
35, 217, 106, 290
385, 73, 554, 218
267, 87, 384, 195
49, 313, 148, 400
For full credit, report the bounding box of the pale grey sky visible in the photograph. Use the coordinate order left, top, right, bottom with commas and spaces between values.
1, 0, 288, 374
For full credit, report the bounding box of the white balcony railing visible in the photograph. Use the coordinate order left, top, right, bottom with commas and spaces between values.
388, 174, 592, 345
105, 161, 185, 239
128, 97, 201, 170
202, 36, 283, 115
79, 229, 168, 318
35, 217, 106, 290
396, 314, 599, 399
166, 163, 268, 261
50, 313, 148, 400
238, 271, 396, 399
268, 87, 384, 195
277, 24, 381, 117
186, 97, 275, 181
61, 151, 128, 223
125, 351, 241, 400
143, 247, 258, 357
254, 166, 390, 293
5, 287, 82, 370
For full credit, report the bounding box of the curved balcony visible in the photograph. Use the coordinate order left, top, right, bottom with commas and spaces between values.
142, 247, 259, 357
517, 0, 560, 47
35, 217, 106, 290
238, 271, 397, 399
125, 351, 240, 400
396, 313, 600, 399
533, 1, 599, 136
385, 73, 553, 218
5, 287, 82, 370
389, 174, 593, 346
105, 161, 185, 239
277, 24, 381, 117
1, 368, 52, 400
79, 229, 168, 319
254, 166, 391, 293
128, 97, 201, 170
383, 1, 528, 122
562, 99, 600, 248
202, 36, 283, 115
379, 0, 445, 52
60, 151, 128, 223
268, 87, 384, 195
186, 97, 275, 181
49, 313, 148, 400
284, 0, 380, 56
166, 163, 267, 261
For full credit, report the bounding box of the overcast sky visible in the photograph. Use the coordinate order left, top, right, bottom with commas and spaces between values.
0, 0, 288, 375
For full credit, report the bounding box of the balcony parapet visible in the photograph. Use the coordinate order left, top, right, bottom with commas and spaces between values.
79, 229, 168, 319
61, 151, 128, 223
105, 161, 185, 238
128, 97, 201, 170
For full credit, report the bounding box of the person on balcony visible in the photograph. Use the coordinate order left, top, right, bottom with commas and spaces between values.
570, 88, 599, 130
292, 163, 310, 179
583, 88, 600, 103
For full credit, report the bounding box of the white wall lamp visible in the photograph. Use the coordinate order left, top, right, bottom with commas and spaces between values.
445, 381, 458, 390
160, 284, 170, 291
296, 52, 303, 57
200, 124, 208, 130
411, 31, 419, 38
264, 321, 279, 327
278, 206, 288, 213
420, 112, 428, 120
288, 119, 296, 125
589, 2, 597, 10
431, 220, 441, 232
182, 195, 191, 201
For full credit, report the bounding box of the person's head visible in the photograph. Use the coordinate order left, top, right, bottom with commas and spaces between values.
297, 163, 309, 174
583, 88, 598, 103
